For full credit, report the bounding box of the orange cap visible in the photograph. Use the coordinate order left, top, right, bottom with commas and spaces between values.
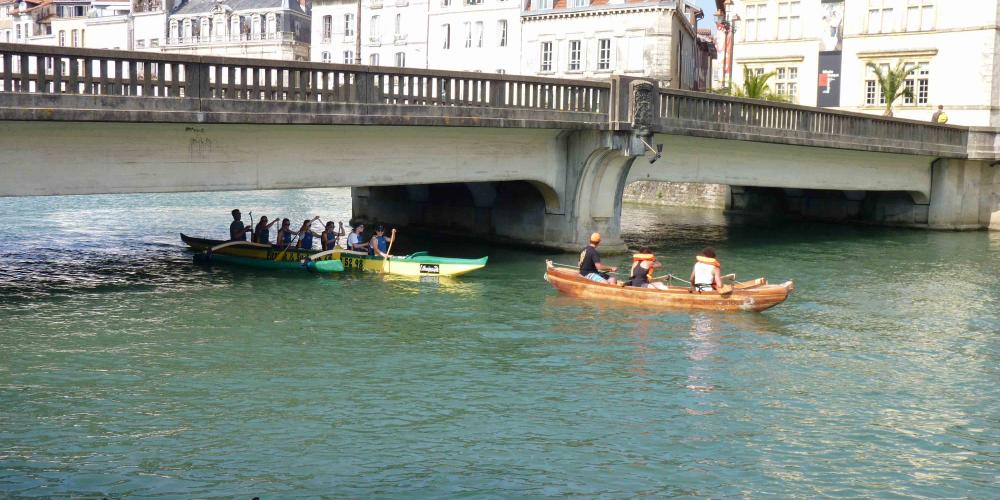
590, 232, 602, 243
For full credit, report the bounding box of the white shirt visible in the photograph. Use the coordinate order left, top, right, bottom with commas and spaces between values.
347, 232, 361, 249
693, 262, 716, 286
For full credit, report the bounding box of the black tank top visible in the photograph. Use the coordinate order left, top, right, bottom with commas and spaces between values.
631, 263, 650, 287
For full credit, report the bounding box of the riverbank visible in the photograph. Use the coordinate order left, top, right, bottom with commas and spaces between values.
623, 181, 729, 209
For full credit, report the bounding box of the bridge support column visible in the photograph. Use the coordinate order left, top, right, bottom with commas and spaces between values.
928, 159, 999, 230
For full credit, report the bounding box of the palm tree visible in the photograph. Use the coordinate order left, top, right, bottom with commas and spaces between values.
713, 66, 790, 102
867, 61, 916, 117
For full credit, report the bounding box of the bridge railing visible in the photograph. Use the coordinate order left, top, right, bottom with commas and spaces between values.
0, 43, 610, 114
657, 88, 968, 154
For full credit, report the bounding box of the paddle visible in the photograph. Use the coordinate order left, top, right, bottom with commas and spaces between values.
248, 211, 255, 243
274, 233, 299, 263
382, 228, 397, 274
550, 262, 622, 275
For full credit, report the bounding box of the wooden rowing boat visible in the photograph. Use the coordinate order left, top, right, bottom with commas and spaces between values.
321, 249, 488, 277
181, 234, 344, 273
544, 261, 793, 312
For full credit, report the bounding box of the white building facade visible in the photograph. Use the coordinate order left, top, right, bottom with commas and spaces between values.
311, 0, 429, 67
520, 0, 709, 88
729, 0, 1000, 126
426, 0, 521, 73
164, 0, 311, 60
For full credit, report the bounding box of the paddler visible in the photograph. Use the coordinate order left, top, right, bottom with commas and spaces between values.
275, 218, 295, 249
321, 221, 346, 251
689, 247, 722, 292
229, 209, 252, 241
253, 216, 279, 245
346, 223, 369, 252
579, 232, 618, 285
297, 216, 322, 250
628, 247, 668, 290
368, 225, 391, 257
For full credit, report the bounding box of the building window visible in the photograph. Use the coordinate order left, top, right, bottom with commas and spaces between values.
902, 62, 930, 105
567, 0, 588, 7
466, 0, 482, 4
251, 16, 261, 39
463, 21, 471, 48
322, 15, 332, 41
15, 24, 21, 40
136, 39, 145, 48
442, 24, 450, 48
540, 41, 553, 72
537, 0, 553, 9
743, 3, 767, 41
906, 0, 934, 31
344, 14, 354, 36
58, 30, 65, 46
201, 18, 211, 41
568, 40, 581, 71
497, 20, 507, 47
321, 51, 331, 62
774, 66, 798, 100
370, 53, 379, 65
230, 16, 239, 40
441, 0, 450, 6
394, 13, 401, 36
150, 38, 159, 47
865, 63, 890, 105
777, 1, 801, 39
370, 15, 380, 40
70, 29, 78, 47
343, 50, 354, 63
867, 0, 894, 34
597, 38, 611, 70
474, 21, 483, 47
395, 51, 405, 67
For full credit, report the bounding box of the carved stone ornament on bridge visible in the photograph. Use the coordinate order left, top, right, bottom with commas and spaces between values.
629, 80, 655, 137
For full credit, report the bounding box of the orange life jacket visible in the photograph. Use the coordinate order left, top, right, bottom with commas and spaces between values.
632, 254, 656, 282
696, 255, 721, 268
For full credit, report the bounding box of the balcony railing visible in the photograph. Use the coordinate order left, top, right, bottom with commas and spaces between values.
166, 32, 298, 46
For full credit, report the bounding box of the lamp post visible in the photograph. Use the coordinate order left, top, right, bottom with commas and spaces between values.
354, 0, 362, 64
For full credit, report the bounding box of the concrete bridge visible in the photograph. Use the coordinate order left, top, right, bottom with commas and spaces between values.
1, 43, 997, 251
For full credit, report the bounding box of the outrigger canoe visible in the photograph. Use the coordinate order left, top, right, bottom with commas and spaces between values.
181, 234, 488, 277
308, 248, 488, 277
544, 261, 794, 312
182, 234, 344, 273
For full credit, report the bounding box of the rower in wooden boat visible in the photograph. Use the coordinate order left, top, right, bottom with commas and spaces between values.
229, 209, 252, 241
368, 225, 392, 258
321, 221, 346, 251
253, 216, 279, 245
275, 219, 295, 249
579, 232, 618, 285
627, 247, 669, 290
297, 216, 322, 250
346, 223, 370, 253
690, 247, 723, 293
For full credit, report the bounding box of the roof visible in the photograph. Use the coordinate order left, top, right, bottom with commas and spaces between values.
172, 0, 304, 15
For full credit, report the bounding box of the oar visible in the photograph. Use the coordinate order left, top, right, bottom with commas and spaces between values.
248, 211, 255, 243
550, 262, 621, 275
382, 228, 397, 274
274, 234, 299, 263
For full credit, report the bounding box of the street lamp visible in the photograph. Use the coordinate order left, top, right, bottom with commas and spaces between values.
355, 0, 362, 64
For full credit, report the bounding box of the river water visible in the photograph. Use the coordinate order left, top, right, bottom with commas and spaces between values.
0, 188, 997, 497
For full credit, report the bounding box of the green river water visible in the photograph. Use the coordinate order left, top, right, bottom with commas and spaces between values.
0, 188, 997, 497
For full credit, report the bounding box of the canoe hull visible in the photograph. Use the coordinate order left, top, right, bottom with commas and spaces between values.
545, 265, 792, 312
330, 250, 487, 277
182, 234, 344, 273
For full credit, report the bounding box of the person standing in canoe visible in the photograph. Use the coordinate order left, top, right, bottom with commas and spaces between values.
347, 223, 369, 253
275, 218, 295, 249
690, 247, 723, 292
321, 221, 346, 251
368, 225, 392, 257
297, 216, 322, 250
579, 232, 618, 285
629, 247, 668, 290
229, 209, 252, 241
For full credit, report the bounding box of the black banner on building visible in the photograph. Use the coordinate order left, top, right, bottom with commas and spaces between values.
817, 0, 845, 107
818, 51, 842, 107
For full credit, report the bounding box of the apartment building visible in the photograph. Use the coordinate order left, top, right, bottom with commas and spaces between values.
427, 0, 521, 73
311, 0, 429, 66
729, 0, 1000, 125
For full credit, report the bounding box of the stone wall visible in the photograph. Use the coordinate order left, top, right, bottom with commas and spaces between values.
622, 181, 729, 209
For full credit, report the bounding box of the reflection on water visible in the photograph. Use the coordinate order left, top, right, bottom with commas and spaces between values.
1, 191, 998, 497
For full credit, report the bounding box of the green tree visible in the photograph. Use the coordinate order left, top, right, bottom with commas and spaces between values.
713, 66, 790, 102
866, 61, 916, 117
